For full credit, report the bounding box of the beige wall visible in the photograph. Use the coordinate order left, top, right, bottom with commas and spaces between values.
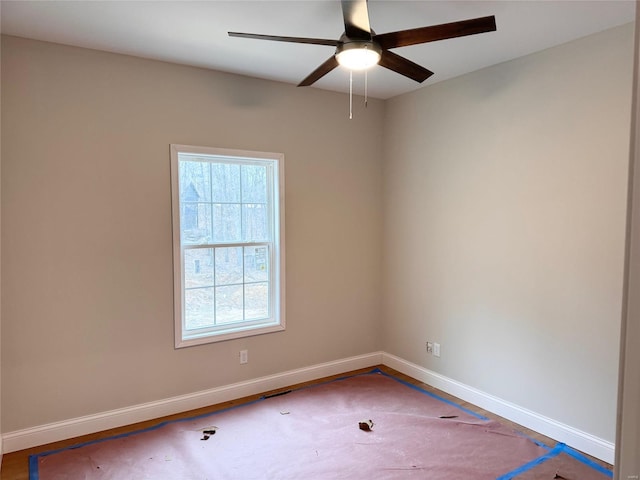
0, 35, 384, 432
382, 23, 633, 443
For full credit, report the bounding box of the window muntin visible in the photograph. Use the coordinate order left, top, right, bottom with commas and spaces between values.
171, 145, 285, 347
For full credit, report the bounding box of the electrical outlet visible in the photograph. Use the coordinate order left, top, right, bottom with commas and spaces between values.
239, 350, 248, 364
433, 343, 441, 358
426, 342, 433, 354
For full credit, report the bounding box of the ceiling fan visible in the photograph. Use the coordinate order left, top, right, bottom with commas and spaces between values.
229, 0, 497, 87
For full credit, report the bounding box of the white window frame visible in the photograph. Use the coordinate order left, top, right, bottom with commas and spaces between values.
170, 144, 285, 348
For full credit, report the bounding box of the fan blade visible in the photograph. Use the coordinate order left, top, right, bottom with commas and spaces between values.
379, 50, 434, 83
341, 0, 372, 40
298, 55, 340, 86
374, 16, 496, 50
228, 32, 339, 47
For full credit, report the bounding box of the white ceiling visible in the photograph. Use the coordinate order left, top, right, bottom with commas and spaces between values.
0, 0, 635, 99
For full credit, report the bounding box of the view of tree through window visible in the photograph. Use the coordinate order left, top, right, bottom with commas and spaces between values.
171, 145, 284, 347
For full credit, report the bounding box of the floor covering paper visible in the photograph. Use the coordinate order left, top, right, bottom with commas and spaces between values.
30, 370, 612, 479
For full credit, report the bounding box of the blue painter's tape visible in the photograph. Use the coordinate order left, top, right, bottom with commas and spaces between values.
374, 368, 489, 420
496, 443, 565, 479
560, 444, 613, 478
495, 442, 613, 479
372, 370, 551, 451
28, 454, 40, 480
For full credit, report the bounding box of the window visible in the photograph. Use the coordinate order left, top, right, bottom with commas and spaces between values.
170, 145, 285, 348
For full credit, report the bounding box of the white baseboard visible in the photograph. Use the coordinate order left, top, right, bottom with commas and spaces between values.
2, 352, 383, 453
2, 351, 615, 466
382, 352, 615, 464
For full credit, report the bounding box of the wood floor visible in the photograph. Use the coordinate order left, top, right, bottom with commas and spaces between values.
0, 365, 613, 479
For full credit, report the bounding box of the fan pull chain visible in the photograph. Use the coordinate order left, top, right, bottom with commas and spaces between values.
349, 70, 353, 120
365, 70, 368, 108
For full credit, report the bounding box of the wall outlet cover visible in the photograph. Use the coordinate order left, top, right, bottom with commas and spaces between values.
239, 350, 248, 364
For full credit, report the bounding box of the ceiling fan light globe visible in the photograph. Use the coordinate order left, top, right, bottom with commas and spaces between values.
335, 42, 381, 71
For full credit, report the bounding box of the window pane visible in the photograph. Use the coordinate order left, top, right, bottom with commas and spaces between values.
215, 285, 243, 323
241, 164, 267, 203
245, 282, 269, 320
212, 204, 241, 242
184, 249, 215, 288
211, 163, 240, 203
184, 287, 215, 330
182, 203, 212, 245
215, 247, 243, 286
179, 161, 211, 202
242, 204, 268, 241
245, 246, 269, 283
182, 203, 198, 230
